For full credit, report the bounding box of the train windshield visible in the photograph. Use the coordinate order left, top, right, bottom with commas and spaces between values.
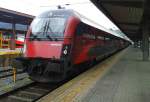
30, 17, 66, 40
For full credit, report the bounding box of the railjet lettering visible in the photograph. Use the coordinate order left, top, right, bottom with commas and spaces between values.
97, 36, 104, 40
50, 44, 62, 46
83, 34, 104, 40
83, 33, 96, 40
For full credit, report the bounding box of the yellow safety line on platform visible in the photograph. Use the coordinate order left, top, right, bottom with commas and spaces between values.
0, 51, 21, 55
38, 48, 128, 102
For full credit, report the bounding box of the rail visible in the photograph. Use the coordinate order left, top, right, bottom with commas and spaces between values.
0, 82, 62, 102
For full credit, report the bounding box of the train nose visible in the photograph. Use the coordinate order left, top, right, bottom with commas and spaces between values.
26, 41, 63, 59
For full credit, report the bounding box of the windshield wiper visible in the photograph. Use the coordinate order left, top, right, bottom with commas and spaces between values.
44, 20, 58, 41
46, 35, 53, 41
46, 35, 64, 41
44, 19, 55, 36
30, 34, 41, 41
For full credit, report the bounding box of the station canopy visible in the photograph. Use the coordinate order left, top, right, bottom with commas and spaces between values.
0, 7, 34, 25
0, 7, 34, 33
91, 0, 149, 41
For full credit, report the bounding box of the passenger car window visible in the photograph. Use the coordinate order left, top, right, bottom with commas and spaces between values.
76, 23, 88, 36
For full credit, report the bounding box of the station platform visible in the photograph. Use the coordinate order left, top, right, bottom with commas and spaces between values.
0, 48, 32, 96
38, 46, 150, 102
0, 48, 22, 55
0, 48, 22, 68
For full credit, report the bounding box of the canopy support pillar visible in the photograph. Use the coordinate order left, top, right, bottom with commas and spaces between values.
142, 23, 149, 61
10, 22, 16, 50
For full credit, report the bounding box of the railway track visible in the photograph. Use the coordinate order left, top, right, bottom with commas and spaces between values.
0, 66, 89, 102
0, 82, 61, 102
0, 58, 104, 102
0, 69, 89, 102
0, 67, 24, 78
0, 67, 60, 102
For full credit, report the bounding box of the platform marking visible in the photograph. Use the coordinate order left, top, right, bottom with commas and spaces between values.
38, 48, 128, 102
0, 51, 21, 55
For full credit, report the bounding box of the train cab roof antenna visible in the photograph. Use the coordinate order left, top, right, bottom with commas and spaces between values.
57, 5, 65, 9
65, 4, 70, 6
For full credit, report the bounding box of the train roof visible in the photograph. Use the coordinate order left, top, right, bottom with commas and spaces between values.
37, 9, 131, 42
73, 10, 131, 42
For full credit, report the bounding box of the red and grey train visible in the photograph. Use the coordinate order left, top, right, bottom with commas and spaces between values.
13, 9, 130, 82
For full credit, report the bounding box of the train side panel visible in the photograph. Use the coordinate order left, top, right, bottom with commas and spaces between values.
72, 22, 126, 65
72, 23, 111, 64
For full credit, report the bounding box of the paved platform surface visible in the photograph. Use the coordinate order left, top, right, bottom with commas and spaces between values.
82, 47, 150, 102
38, 47, 150, 102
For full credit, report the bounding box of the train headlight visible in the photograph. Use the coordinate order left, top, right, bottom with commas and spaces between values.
62, 45, 71, 57
63, 49, 68, 55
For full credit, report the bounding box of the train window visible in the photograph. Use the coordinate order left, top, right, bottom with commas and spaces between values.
105, 37, 110, 40
76, 23, 88, 36
31, 17, 66, 38
97, 36, 104, 40
38, 10, 72, 18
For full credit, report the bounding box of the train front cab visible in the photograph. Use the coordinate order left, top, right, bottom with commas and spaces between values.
12, 10, 129, 83
13, 11, 80, 82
